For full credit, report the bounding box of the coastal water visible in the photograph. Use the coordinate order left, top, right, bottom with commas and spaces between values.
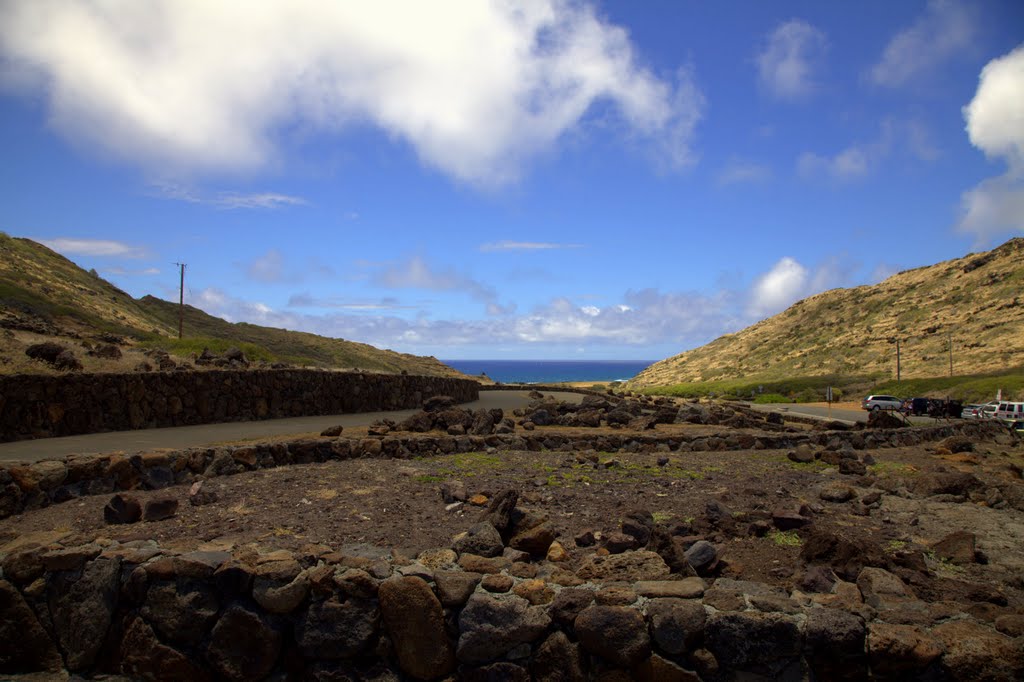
443, 359, 653, 384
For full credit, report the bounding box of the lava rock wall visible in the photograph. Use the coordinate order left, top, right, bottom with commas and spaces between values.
0, 370, 479, 442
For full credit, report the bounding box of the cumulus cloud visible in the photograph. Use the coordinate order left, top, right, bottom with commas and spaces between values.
756, 20, 827, 98
869, 0, 975, 87
748, 257, 808, 317
0, 0, 704, 186
479, 241, 583, 252
797, 119, 936, 181
41, 237, 147, 258
245, 250, 286, 283
797, 147, 870, 180
957, 45, 1024, 241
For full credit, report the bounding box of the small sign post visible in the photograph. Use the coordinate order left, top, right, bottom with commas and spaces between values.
826, 386, 833, 418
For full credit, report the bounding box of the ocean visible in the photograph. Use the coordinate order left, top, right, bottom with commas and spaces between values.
443, 359, 654, 384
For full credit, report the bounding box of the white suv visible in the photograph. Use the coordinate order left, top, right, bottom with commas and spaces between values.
861, 395, 903, 411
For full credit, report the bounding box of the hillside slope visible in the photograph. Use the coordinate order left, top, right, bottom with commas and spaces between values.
631, 238, 1024, 387
0, 233, 463, 378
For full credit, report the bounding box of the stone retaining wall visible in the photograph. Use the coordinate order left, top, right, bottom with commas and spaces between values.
0, 370, 479, 443
2, 531, 1020, 680
0, 420, 1003, 521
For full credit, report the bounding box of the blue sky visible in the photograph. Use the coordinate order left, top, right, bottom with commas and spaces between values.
1, 1, 1022, 361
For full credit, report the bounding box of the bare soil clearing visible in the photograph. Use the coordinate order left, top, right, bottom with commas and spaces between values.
5, 422, 1023, 609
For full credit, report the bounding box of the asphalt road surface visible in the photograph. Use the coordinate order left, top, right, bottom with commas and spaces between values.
0, 390, 584, 463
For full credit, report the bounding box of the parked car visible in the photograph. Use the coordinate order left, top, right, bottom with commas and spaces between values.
862, 395, 903, 411
961, 404, 982, 418
1010, 420, 1024, 436
902, 397, 931, 416
979, 401, 1000, 419
994, 402, 1024, 422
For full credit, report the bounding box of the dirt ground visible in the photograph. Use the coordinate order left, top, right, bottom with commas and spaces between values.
4, 421, 1023, 609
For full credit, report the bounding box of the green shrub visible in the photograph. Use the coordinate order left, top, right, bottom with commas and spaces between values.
753, 393, 789, 404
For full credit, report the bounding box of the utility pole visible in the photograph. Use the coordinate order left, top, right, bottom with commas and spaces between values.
175, 262, 186, 339
948, 333, 953, 378
896, 338, 901, 383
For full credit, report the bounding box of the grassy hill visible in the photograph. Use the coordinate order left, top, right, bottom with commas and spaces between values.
630, 238, 1024, 401
0, 233, 464, 378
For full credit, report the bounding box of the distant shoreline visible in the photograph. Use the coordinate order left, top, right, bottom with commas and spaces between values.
443, 359, 653, 385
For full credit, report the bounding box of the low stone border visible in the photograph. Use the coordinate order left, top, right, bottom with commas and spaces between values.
0, 419, 1008, 521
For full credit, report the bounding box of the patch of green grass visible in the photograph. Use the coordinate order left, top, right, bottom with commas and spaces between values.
767, 530, 802, 547
753, 393, 790, 404
868, 461, 918, 477
886, 540, 907, 552
414, 474, 444, 484
652, 511, 673, 523
140, 336, 276, 363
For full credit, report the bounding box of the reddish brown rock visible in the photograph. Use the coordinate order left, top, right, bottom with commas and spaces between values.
378, 576, 455, 680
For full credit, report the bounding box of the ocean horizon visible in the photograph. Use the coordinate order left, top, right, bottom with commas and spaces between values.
443, 359, 654, 384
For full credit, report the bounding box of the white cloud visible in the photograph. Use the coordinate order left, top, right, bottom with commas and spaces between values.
0, 1, 704, 186
756, 20, 827, 98
479, 241, 583, 252
716, 159, 772, 186
869, 0, 976, 87
748, 257, 808, 317
103, 266, 160, 276
41, 237, 147, 258
371, 255, 514, 314
957, 45, 1024, 241
152, 183, 306, 209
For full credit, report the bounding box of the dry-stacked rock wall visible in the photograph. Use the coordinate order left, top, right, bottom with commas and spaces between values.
0, 370, 479, 442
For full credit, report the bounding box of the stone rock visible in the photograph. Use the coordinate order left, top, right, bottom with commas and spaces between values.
531, 631, 585, 682
481, 574, 513, 593
121, 616, 211, 682
635, 654, 702, 682
549, 587, 594, 626
319, 424, 344, 437
684, 541, 718, 574
457, 593, 551, 664
645, 597, 706, 655
417, 548, 458, 570
603, 531, 637, 554
41, 543, 101, 572
434, 570, 482, 607
634, 578, 706, 599
104, 492, 142, 524
546, 541, 570, 562
48, 557, 120, 671
478, 488, 519, 534
913, 471, 983, 497
798, 566, 838, 594
800, 528, 887, 581
440, 481, 468, 504
513, 579, 555, 605
866, 623, 943, 676
771, 503, 812, 530
930, 531, 977, 565
856, 567, 914, 609
296, 598, 379, 659
788, 444, 815, 463
839, 459, 867, 476
576, 550, 670, 582
509, 523, 555, 557
819, 482, 856, 503
141, 579, 219, 645
0, 578, 63, 672
705, 611, 801, 670
188, 480, 218, 506
398, 411, 435, 433
458, 554, 509, 574
454, 521, 505, 558
574, 529, 597, 547
379, 577, 455, 680
595, 586, 637, 606
424, 395, 456, 412
575, 605, 652, 668
803, 608, 867, 681
1, 548, 44, 585
253, 570, 310, 614
206, 604, 281, 681
143, 496, 179, 521
622, 510, 655, 547
932, 619, 1023, 681
994, 614, 1024, 637
648, 527, 695, 576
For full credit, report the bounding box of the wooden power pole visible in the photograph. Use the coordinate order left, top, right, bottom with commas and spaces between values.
175, 262, 186, 339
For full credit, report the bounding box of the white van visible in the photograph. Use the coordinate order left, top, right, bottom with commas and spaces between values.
994, 402, 1024, 421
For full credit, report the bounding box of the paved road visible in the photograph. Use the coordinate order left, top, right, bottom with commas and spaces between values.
746, 402, 941, 426
0, 390, 583, 463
